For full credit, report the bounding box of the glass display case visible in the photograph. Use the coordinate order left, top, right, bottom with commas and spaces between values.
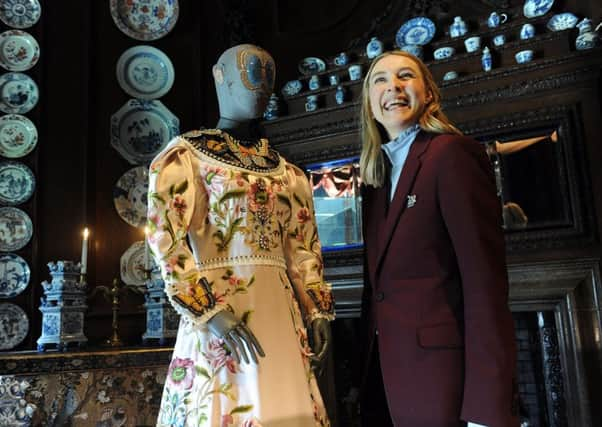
306, 156, 362, 251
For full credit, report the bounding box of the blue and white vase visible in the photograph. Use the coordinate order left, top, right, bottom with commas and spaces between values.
449, 16, 467, 38
481, 46, 492, 72
520, 23, 536, 40
366, 37, 384, 59
575, 18, 599, 50
335, 85, 346, 105
309, 75, 321, 91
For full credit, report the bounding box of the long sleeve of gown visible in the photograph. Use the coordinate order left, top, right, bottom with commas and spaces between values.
283, 164, 335, 322
147, 139, 225, 326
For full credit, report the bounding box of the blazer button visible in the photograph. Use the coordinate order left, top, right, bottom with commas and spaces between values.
375, 292, 384, 302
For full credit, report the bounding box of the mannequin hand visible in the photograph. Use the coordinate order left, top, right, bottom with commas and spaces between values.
309, 317, 331, 375
207, 310, 265, 364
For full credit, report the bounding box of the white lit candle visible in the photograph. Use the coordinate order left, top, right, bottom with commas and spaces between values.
81, 228, 89, 275
144, 226, 150, 271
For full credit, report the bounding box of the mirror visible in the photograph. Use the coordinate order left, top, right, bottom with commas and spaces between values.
478, 127, 569, 231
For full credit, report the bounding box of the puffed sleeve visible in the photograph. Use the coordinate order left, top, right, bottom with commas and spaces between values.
147, 138, 225, 326
283, 163, 335, 323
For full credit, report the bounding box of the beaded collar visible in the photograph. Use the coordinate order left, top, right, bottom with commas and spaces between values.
182, 128, 281, 173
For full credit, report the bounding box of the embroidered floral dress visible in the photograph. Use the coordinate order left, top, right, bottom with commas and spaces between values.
147, 129, 334, 427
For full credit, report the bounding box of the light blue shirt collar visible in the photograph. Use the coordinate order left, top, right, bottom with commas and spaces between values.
381, 124, 421, 201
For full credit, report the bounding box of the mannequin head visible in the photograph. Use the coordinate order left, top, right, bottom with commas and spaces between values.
213, 44, 275, 124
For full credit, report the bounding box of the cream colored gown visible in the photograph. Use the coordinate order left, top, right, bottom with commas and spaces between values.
147, 129, 334, 427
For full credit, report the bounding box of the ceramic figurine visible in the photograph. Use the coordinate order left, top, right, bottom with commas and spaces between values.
575, 18, 600, 50
366, 36, 384, 59
481, 46, 492, 71
493, 34, 506, 46
335, 85, 345, 105
449, 16, 467, 38
263, 93, 279, 120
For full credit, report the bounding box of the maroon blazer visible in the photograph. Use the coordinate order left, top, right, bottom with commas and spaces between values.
361, 131, 519, 427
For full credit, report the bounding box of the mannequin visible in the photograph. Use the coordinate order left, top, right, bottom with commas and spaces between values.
148, 44, 333, 426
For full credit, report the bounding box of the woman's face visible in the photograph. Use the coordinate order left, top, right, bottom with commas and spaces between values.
368, 55, 430, 140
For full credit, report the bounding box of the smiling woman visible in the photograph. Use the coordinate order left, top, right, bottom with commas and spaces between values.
357, 51, 519, 427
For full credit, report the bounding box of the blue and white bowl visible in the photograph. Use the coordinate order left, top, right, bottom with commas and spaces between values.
281, 80, 302, 97
443, 71, 459, 81
433, 46, 455, 60
399, 44, 423, 59
515, 49, 534, 64
520, 23, 536, 40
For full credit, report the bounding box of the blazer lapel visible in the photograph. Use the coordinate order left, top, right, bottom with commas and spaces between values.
376, 131, 433, 271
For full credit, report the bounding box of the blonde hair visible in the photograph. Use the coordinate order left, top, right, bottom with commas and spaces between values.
359, 51, 462, 188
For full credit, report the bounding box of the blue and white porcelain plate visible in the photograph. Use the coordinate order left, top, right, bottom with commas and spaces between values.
0, 253, 30, 298
546, 13, 578, 31
523, 0, 554, 18
0, 30, 39, 72
0, 0, 41, 29
0, 302, 28, 350
111, 99, 180, 165
116, 45, 174, 100
113, 166, 149, 227
396, 17, 436, 47
0, 206, 32, 251
0, 161, 34, 205
0, 72, 38, 114
281, 80, 302, 97
298, 57, 326, 76
110, 0, 179, 41
0, 114, 37, 158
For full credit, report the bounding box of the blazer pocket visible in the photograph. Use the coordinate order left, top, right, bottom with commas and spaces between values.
417, 322, 464, 349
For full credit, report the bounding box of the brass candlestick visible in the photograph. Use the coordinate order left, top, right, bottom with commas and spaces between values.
89, 278, 143, 347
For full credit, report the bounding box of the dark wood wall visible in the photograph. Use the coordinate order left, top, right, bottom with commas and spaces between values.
10, 0, 602, 353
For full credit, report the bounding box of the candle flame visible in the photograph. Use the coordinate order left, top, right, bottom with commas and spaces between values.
83, 228, 89, 239
144, 226, 150, 236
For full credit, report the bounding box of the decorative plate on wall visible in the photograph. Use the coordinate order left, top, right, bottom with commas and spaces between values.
0, 206, 32, 251
110, 0, 179, 41
0, 253, 30, 298
0, 302, 28, 350
0, 114, 37, 158
523, 0, 554, 18
0, 72, 38, 114
110, 99, 179, 165
113, 166, 149, 227
395, 17, 436, 47
546, 13, 578, 31
0, 0, 41, 29
116, 45, 174, 99
0, 161, 34, 205
120, 240, 158, 287
0, 30, 39, 71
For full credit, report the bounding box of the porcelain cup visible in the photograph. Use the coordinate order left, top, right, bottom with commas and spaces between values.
464, 36, 481, 53
329, 74, 340, 86
493, 34, 506, 46
515, 49, 534, 64
348, 64, 363, 81
487, 12, 508, 28
443, 71, 459, 81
